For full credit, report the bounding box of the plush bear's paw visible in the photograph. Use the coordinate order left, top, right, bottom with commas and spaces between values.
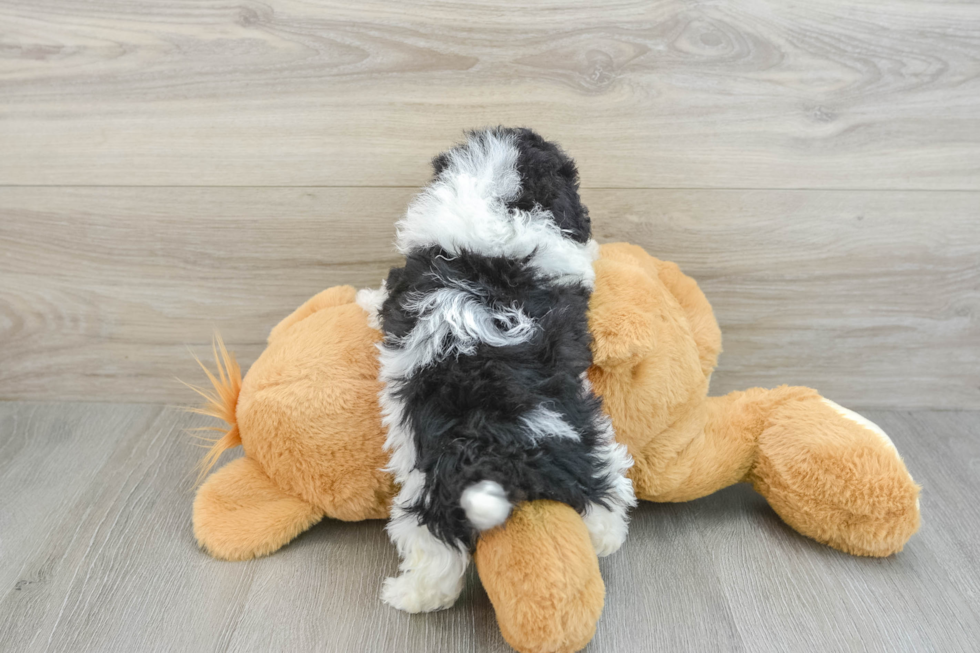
381, 572, 461, 613
582, 505, 629, 557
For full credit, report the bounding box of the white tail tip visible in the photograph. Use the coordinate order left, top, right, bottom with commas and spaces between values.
460, 480, 511, 530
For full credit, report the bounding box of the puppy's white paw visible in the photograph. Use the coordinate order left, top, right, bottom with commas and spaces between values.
381, 572, 460, 613
583, 505, 629, 557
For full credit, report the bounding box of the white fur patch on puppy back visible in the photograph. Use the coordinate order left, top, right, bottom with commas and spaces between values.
394, 130, 598, 287
520, 405, 581, 442
460, 480, 512, 530
379, 286, 536, 381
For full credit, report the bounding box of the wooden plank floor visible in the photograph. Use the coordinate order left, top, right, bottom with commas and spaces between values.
0, 401, 977, 652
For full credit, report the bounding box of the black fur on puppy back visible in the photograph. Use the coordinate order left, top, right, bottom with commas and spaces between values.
430, 127, 592, 243
385, 248, 612, 547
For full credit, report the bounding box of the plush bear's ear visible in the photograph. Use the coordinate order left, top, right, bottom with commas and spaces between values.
589, 256, 660, 368
590, 243, 721, 379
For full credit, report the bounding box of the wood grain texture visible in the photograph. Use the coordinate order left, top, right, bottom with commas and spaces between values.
1, 402, 978, 651
1, 0, 978, 188
1, 187, 977, 408
1, 0, 976, 648
591, 190, 980, 409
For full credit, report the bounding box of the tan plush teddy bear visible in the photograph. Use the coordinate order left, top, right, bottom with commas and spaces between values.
190, 242, 920, 653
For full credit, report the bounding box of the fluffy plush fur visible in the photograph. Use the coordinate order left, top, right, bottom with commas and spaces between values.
192, 284, 396, 554
191, 241, 921, 653
371, 128, 635, 612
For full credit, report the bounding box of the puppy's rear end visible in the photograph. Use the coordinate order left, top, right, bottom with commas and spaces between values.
361, 128, 635, 613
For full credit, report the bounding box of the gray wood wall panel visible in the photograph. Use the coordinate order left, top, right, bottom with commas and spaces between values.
1, 1, 978, 188
1, 187, 977, 408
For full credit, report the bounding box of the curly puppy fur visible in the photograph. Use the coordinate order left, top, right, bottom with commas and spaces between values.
359, 128, 636, 613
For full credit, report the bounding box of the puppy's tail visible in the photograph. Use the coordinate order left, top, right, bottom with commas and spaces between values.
460, 480, 512, 531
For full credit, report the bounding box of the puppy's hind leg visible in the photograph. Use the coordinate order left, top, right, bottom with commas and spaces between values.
382, 477, 470, 613
584, 438, 637, 557
582, 501, 630, 557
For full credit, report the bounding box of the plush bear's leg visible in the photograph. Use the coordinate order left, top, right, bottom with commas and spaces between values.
747, 390, 921, 557
655, 386, 920, 556
475, 501, 604, 653
193, 457, 323, 561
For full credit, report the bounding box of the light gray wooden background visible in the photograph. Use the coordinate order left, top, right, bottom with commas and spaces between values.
1, 0, 978, 408
1, 1, 979, 652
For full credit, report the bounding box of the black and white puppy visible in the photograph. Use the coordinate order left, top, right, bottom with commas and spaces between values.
356, 127, 636, 613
